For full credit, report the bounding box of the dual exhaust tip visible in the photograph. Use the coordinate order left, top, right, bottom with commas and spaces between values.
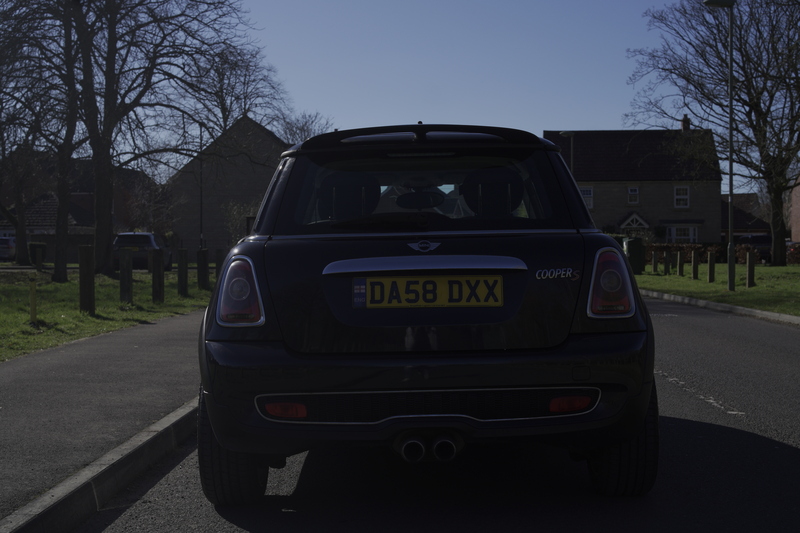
397, 434, 463, 463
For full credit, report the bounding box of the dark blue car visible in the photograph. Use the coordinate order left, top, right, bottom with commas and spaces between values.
198, 124, 658, 505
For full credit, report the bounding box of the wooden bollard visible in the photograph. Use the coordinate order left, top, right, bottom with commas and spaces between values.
152, 249, 165, 303
746, 252, 756, 288
178, 249, 189, 297
708, 252, 716, 283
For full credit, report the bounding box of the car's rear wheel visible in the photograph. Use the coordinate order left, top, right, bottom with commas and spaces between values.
588, 383, 659, 497
197, 390, 268, 506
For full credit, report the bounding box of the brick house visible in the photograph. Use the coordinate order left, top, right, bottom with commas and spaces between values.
168, 116, 288, 252
0, 156, 155, 262
542, 125, 722, 243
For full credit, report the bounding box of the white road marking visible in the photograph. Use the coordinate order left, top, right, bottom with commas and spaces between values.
655, 370, 745, 416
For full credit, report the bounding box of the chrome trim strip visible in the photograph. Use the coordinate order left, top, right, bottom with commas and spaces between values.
254, 387, 601, 425
269, 228, 580, 240
322, 255, 528, 275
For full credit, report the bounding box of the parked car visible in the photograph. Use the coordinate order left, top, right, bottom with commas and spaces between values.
112, 232, 172, 271
737, 234, 772, 262
198, 124, 658, 505
0, 237, 15, 261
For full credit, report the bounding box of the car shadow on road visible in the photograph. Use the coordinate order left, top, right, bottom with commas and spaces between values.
217, 417, 800, 532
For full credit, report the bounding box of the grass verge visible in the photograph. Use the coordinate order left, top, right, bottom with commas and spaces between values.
635, 263, 800, 317
0, 269, 214, 363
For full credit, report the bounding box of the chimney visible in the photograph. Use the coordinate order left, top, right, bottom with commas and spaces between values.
681, 114, 691, 132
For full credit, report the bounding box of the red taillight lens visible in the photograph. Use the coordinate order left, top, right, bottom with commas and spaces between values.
265, 402, 308, 419
549, 396, 593, 413
588, 249, 635, 318
218, 258, 265, 326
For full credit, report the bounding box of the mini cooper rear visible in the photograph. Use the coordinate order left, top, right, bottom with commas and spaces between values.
198, 124, 658, 505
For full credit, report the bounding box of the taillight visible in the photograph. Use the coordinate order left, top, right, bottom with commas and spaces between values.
587, 248, 635, 318
217, 256, 265, 326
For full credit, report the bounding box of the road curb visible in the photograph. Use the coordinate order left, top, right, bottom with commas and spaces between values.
641, 290, 800, 327
0, 398, 197, 533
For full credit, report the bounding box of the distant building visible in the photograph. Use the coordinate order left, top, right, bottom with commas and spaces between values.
0, 155, 154, 262
167, 116, 288, 252
543, 123, 722, 243
721, 193, 771, 241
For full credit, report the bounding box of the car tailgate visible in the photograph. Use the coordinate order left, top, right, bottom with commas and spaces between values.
264, 232, 585, 353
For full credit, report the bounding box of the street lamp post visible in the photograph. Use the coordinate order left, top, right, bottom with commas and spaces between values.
704, 0, 736, 291
198, 122, 206, 250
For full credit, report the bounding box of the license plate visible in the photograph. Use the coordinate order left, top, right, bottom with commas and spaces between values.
353, 276, 503, 308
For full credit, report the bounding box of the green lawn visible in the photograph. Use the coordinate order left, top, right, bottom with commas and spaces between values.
634, 263, 800, 317
2, 262, 798, 364
0, 269, 214, 362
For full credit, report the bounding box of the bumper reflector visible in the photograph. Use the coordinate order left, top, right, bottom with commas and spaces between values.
548, 396, 592, 413
265, 402, 308, 419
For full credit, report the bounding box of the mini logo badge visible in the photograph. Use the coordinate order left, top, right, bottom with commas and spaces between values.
408, 241, 440, 252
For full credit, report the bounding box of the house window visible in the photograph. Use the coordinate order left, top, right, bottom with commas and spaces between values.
580, 187, 593, 209
667, 226, 698, 243
627, 187, 639, 205
674, 186, 690, 208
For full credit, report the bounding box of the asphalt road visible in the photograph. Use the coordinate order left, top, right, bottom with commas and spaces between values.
73, 298, 800, 532
0, 311, 203, 521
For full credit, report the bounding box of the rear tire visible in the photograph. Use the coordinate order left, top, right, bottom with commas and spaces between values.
197, 390, 268, 506
588, 383, 659, 497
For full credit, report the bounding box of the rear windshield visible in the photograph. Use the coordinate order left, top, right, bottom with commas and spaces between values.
272, 148, 574, 235
114, 234, 155, 246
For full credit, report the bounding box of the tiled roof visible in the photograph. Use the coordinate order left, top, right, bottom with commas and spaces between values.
721, 199, 771, 233
542, 129, 722, 183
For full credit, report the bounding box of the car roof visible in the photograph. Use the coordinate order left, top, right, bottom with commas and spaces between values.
282, 124, 555, 158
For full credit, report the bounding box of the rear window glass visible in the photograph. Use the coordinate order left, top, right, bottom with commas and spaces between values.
114, 234, 155, 246
272, 148, 573, 235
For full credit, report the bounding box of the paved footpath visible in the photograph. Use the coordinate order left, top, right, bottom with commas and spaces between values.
0, 310, 204, 531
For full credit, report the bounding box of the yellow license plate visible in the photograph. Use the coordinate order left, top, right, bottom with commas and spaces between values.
353, 276, 503, 308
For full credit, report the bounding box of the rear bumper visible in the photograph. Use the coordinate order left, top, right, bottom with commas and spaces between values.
200, 329, 653, 457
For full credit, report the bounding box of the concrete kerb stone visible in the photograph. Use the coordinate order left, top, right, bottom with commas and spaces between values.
0, 398, 198, 533
641, 289, 800, 327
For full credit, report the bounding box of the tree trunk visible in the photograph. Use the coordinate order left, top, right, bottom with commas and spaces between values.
11, 173, 30, 266
52, 159, 71, 282
93, 154, 115, 274
768, 186, 788, 266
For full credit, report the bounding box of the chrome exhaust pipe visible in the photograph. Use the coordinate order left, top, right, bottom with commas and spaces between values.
432, 436, 458, 462
399, 438, 426, 463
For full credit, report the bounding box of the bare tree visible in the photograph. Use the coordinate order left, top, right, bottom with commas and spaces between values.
278, 110, 335, 145
627, 0, 800, 265
2, 0, 322, 275
68, 0, 289, 272
1, 0, 93, 278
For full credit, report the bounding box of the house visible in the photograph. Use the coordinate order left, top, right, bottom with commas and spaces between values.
167, 115, 288, 252
721, 193, 771, 241
0, 155, 155, 262
542, 123, 722, 243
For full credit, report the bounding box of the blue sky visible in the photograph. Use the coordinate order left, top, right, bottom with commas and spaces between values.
240, 0, 674, 136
